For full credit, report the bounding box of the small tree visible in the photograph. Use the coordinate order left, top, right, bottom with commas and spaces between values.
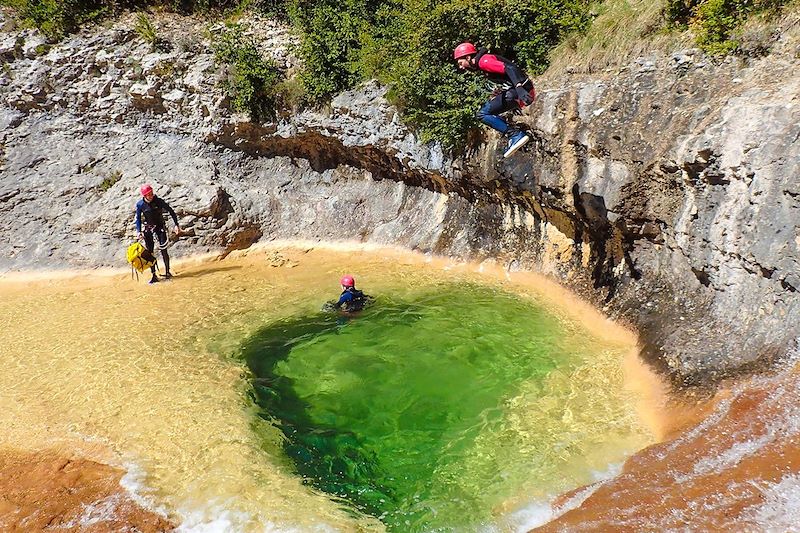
213, 24, 283, 121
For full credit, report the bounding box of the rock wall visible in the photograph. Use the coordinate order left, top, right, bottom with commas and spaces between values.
1, 9, 798, 389
515, 42, 800, 387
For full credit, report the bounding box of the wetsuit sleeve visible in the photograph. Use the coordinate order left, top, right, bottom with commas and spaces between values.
134, 201, 143, 233
157, 198, 179, 226
478, 54, 506, 76
502, 62, 528, 87
334, 291, 354, 309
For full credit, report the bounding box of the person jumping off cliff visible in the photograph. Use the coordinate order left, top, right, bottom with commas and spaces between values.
134, 184, 181, 284
453, 42, 535, 158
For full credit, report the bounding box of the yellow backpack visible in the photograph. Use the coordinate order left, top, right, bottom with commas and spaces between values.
126, 242, 157, 274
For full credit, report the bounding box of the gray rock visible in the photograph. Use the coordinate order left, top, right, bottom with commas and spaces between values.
21, 31, 47, 59
0, 11, 798, 392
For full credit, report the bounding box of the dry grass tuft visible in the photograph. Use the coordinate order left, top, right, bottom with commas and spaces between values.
544, 0, 693, 78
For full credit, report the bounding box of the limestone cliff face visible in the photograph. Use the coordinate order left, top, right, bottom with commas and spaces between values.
0, 10, 798, 388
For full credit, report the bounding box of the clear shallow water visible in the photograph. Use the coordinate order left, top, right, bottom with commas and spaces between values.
0, 246, 653, 531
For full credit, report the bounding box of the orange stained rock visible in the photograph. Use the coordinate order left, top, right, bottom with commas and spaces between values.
534, 369, 800, 531
0, 448, 174, 532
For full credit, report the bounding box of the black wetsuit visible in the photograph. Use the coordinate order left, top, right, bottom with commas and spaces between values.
335, 287, 369, 312
134, 196, 178, 275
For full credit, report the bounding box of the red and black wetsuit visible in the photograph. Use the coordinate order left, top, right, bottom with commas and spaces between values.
472, 48, 535, 135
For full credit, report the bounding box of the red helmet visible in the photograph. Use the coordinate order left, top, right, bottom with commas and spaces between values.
140, 184, 153, 196
453, 42, 477, 60
340, 275, 355, 287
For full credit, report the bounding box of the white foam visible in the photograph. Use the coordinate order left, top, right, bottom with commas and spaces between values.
746, 474, 800, 532
678, 345, 800, 483
486, 461, 626, 532
174, 503, 255, 533
118, 459, 171, 519
504, 501, 557, 532
170, 491, 344, 533
57, 495, 124, 529
688, 433, 773, 480
98, 449, 348, 532
174, 504, 341, 533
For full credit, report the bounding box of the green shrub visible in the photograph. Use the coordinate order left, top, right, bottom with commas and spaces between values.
694, 0, 748, 54
0, 0, 109, 39
213, 24, 284, 121
665, 0, 790, 54
265, 0, 591, 149
99, 169, 123, 191
286, 0, 374, 103
0, 0, 243, 39
134, 11, 157, 46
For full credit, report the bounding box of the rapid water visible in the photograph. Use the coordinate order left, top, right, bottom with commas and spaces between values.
0, 244, 655, 531
534, 345, 800, 531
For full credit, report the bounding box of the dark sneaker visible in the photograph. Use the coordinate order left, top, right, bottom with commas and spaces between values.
503, 131, 530, 158
149, 275, 159, 284
164, 272, 173, 280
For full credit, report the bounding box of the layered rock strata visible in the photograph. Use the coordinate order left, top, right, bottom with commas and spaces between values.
1, 9, 798, 388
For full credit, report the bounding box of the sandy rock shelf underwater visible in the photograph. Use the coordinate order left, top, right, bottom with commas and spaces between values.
0, 243, 678, 531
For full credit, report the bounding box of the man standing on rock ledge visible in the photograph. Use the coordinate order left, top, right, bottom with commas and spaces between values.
453, 42, 534, 158
134, 184, 180, 284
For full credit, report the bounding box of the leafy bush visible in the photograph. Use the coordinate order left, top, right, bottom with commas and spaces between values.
285, 0, 374, 103
213, 24, 283, 121
0, 0, 109, 39
665, 0, 790, 54
134, 11, 158, 47
270, 0, 592, 149
0, 0, 241, 39
694, 0, 750, 53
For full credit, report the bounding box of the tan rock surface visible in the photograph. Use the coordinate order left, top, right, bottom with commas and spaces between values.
0, 448, 173, 532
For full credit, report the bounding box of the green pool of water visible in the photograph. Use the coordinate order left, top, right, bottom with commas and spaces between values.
239, 282, 641, 531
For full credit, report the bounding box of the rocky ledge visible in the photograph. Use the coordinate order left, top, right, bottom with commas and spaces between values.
0, 9, 798, 389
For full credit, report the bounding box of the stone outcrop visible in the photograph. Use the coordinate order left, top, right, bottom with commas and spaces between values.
0, 449, 173, 532
0, 8, 798, 389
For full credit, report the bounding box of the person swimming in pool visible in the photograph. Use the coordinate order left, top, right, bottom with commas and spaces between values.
324, 275, 372, 313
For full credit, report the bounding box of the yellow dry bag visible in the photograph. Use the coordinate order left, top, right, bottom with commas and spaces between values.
126, 242, 157, 273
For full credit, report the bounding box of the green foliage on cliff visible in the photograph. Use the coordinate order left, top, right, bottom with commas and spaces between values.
0, 0, 105, 38
0, 0, 593, 148
666, 0, 790, 54
213, 24, 284, 121
0, 0, 239, 39
271, 0, 593, 148
6, 0, 794, 148
286, 0, 374, 103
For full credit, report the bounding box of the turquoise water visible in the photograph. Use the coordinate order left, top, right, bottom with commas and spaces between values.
239, 283, 631, 531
